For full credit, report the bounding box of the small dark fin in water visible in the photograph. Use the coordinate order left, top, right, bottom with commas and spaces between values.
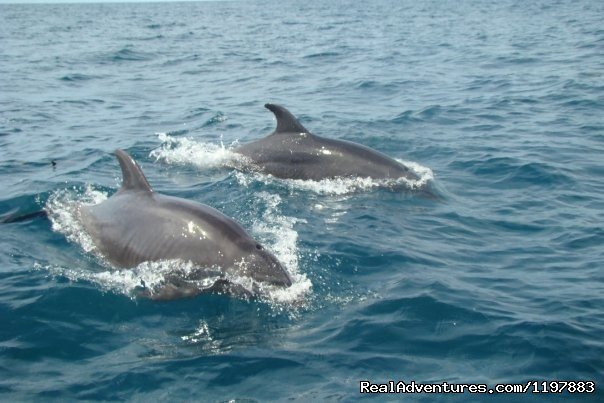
0, 208, 48, 224
265, 103, 310, 134
115, 149, 153, 193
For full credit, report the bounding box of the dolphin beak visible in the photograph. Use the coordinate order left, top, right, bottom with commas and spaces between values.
273, 268, 293, 287
264, 258, 292, 288
245, 246, 293, 288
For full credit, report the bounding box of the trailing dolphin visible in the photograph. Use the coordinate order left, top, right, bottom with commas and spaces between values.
78, 149, 292, 300
234, 104, 420, 181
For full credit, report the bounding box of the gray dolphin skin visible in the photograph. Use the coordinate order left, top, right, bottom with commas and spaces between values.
234, 104, 419, 181
79, 149, 292, 300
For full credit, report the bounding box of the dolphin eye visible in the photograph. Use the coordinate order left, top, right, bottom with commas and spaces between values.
256, 244, 263, 250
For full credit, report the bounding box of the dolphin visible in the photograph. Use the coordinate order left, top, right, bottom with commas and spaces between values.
234, 104, 420, 181
78, 149, 292, 300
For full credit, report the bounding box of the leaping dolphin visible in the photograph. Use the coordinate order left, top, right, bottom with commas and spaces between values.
78, 149, 292, 300
234, 104, 420, 181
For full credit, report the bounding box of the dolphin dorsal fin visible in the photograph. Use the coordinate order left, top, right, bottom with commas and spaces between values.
115, 149, 153, 193
265, 103, 310, 134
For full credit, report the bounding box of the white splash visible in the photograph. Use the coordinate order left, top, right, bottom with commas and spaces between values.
45, 185, 107, 254
149, 132, 243, 169
234, 163, 433, 196
36, 259, 225, 297
249, 192, 312, 306
396, 158, 434, 189
181, 320, 213, 343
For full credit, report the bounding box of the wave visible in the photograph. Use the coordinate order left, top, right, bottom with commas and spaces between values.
453, 157, 574, 189
95, 47, 155, 64
303, 51, 341, 59
59, 73, 101, 82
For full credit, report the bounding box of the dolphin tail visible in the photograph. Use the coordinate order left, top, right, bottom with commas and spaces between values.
115, 149, 153, 193
265, 103, 310, 134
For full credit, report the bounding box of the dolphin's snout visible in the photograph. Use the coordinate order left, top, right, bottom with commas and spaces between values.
269, 263, 293, 287
250, 247, 292, 288
263, 253, 293, 288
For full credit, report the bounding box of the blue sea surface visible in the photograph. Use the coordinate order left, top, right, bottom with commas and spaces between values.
1, 0, 603, 401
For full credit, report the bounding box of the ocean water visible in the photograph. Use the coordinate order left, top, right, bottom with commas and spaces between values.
1, 0, 603, 400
